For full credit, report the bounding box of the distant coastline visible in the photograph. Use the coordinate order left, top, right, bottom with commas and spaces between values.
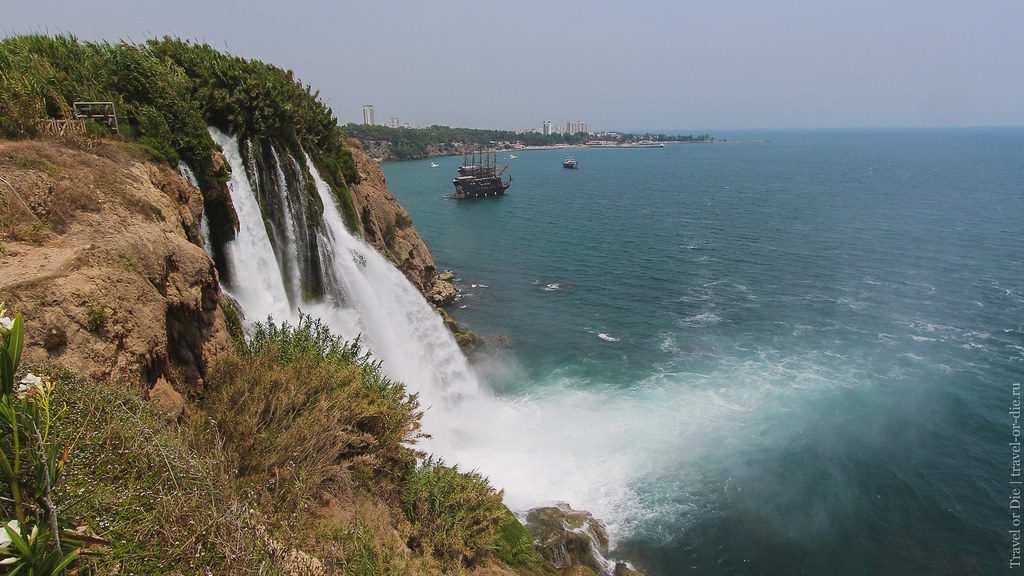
342, 123, 735, 162
371, 139, 771, 162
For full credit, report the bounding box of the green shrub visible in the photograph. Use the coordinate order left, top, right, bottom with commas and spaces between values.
334, 516, 403, 576
402, 456, 507, 571
201, 314, 424, 512
85, 304, 105, 331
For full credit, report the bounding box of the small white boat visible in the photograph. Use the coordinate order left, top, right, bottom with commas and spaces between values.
430, 162, 439, 168
508, 154, 518, 159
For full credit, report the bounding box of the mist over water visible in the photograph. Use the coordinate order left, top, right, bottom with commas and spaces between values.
382, 129, 1024, 575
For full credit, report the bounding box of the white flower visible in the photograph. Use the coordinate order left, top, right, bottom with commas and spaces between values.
0, 519, 20, 550
0, 316, 13, 333
16, 374, 44, 401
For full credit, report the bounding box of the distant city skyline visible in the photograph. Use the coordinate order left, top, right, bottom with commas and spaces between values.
4, 1, 1023, 131
359, 106, 590, 134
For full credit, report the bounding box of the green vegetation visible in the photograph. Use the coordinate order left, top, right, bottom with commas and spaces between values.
0, 33, 362, 253
342, 123, 583, 159
84, 304, 105, 332
117, 251, 140, 272
49, 365, 262, 575
402, 456, 507, 571
206, 314, 424, 495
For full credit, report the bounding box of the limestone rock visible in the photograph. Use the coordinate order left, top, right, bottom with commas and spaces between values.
0, 139, 233, 394
523, 503, 611, 575
426, 275, 457, 307
148, 376, 185, 422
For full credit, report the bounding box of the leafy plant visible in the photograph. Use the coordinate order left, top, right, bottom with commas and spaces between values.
117, 251, 140, 272
85, 304, 105, 331
0, 303, 84, 573
202, 314, 424, 511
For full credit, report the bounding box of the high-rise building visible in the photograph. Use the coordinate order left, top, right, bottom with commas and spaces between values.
389, 116, 399, 128
542, 121, 552, 135
362, 104, 374, 125
567, 120, 589, 135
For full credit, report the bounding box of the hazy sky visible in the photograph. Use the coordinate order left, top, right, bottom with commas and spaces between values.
4, 0, 1022, 131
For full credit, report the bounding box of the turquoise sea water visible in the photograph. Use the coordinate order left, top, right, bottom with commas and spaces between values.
382, 129, 1024, 575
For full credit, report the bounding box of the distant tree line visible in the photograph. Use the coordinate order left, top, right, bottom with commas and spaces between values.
341, 123, 712, 159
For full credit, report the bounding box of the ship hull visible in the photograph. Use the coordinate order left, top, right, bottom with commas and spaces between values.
450, 176, 510, 198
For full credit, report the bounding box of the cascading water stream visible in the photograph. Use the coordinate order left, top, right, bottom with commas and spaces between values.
208, 128, 497, 460
302, 153, 489, 442
209, 128, 294, 322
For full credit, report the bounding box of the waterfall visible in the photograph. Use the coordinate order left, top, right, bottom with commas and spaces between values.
209, 128, 294, 322
208, 127, 487, 455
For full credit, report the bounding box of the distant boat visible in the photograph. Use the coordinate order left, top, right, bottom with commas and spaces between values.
430, 162, 439, 168
447, 150, 512, 199
508, 154, 518, 159
563, 153, 579, 169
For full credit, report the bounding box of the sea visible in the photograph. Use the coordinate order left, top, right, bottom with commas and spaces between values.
379, 128, 1024, 576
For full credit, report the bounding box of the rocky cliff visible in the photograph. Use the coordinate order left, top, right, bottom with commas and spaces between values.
0, 137, 459, 404
346, 143, 456, 307
0, 139, 233, 414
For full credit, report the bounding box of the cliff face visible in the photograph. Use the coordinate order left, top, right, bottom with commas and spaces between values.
355, 139, 466, 163
0, 139, 233, 411
0, 137, 459, 400
346, 143, 456, 307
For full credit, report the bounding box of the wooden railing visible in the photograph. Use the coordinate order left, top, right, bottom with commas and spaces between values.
35, 118, 86, 138
34, 101, 120, 139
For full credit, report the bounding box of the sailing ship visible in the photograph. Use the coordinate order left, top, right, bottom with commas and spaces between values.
448, 150, 512, 198
563, 152, 579, 168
